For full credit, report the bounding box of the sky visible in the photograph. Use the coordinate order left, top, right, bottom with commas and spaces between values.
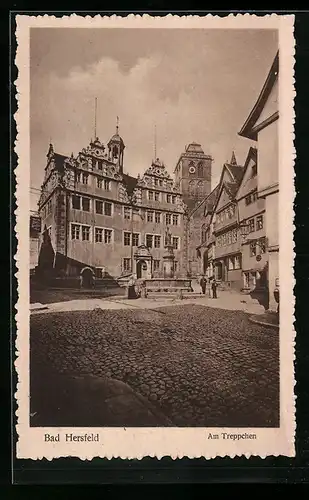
30, 28, 278, 209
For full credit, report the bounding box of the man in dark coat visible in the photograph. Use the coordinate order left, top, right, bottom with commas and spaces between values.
211, 277, 218, 299
200, 276, 207, 295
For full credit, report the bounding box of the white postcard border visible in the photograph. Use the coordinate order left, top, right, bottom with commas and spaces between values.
15, 13, 296, 460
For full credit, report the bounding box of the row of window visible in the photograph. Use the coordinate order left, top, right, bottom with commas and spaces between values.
246, 214, 264, 233
123, 258, 179, 273
148, 191, 177, 204
70, 224, 180, 250
72, 195, 113, 215
245, 190, 258, 206
75, 171, 112, 191
216, 204, 236, 225
216, 229, 238, 247
71, 224, 113, 243
124, 232, 180, 250
249, 237, 266, 257
71, 196, 181, 224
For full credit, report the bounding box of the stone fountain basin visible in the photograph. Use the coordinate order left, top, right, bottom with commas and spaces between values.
144, 278, 192, 293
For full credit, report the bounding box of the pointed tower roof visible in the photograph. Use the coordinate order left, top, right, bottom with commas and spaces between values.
108, 116, 125, 148
230, 151, 237, 166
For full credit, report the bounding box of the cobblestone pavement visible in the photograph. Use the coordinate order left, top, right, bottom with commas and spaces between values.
30, 304, 279, 427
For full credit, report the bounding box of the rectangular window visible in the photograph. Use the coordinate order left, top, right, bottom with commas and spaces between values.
146, 234, 153, 248
124, 232, 131, 246
98, 161, 103, 171
165, 213, 172, 225
248, 218, 255, 233
132, 233, 139, 247
95, 200, 103, 214
104, 179, 110, 191
256, 215, 263, 230
104, 229, 112, 244
82, 197, 90, 212
82, 173, 89, 185
259, 237, 266, 254
95, 228, 103, 243
171, 195, 176, 204
81, 225, 90, 241
92, 158, 97, 169
72, 195, 80, 210
172, 214, 179, 226
245, 194, 252, 206
159, 179, 163, 187
154, 179, 158, 187
71, 224, 80, 240
155, 212, 161, 224
173, 261, 178, 272
147, 211, 154, 223
96, 267, 103, 278
228, 257, 235, 270
234, 255, 241, 269
75, 171, 81, 183
123, 258, 132, 272
166, 194, 171, 203
104, 202, 112, 216
153, 259, 160, 271
249, 241, 257, 257
148, 190, 154, 201
172, 237, 179, 250
252, 191, 258, 202
97, 178, 102, 188
154, 235, 161, 248
124, 207, 131, 220
154, 191, 160, 201
227, 232, 232, 245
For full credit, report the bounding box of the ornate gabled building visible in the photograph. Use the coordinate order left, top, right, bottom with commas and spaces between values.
195, 153, 244, 284
37, 127, 191, 281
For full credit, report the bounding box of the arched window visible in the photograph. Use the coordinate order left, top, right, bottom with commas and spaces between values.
112, 145, 119, 159
197, 161, 204, 177
197, 181, 203, 197
189, 180, 195, 195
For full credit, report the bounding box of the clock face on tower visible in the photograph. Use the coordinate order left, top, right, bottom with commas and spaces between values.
189, 165, 196, 174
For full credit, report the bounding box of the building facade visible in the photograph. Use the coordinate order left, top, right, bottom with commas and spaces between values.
173, 142, 213, 276
239, 51, 279, 310
235, 147, 268, 294
37, 128, 212, 281
196, 155, 244, 287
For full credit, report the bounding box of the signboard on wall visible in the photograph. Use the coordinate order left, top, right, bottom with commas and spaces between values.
30, 215, 41, 235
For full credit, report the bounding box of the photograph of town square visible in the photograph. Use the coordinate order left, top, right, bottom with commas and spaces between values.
29, 28, 280, 427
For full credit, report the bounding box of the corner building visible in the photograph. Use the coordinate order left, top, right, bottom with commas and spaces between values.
38, 129, 209, 280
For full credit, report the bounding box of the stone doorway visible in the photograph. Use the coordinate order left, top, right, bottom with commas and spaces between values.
80, 267, 94, 288
136, 260, 148, 279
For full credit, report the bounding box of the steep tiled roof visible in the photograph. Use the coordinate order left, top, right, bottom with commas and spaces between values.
122, 173, 138, 196
225, 163, 244, 184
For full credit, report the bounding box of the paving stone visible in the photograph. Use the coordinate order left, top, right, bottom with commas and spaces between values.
30, 304, 279, 427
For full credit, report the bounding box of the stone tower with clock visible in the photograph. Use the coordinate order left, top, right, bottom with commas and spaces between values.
174, 142, 213, 211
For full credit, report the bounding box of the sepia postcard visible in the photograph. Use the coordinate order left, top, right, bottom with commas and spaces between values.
14, 13, 295, 460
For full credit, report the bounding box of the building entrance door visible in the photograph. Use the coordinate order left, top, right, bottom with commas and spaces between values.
81, 268, 94, 288
136, 260, 148, 279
